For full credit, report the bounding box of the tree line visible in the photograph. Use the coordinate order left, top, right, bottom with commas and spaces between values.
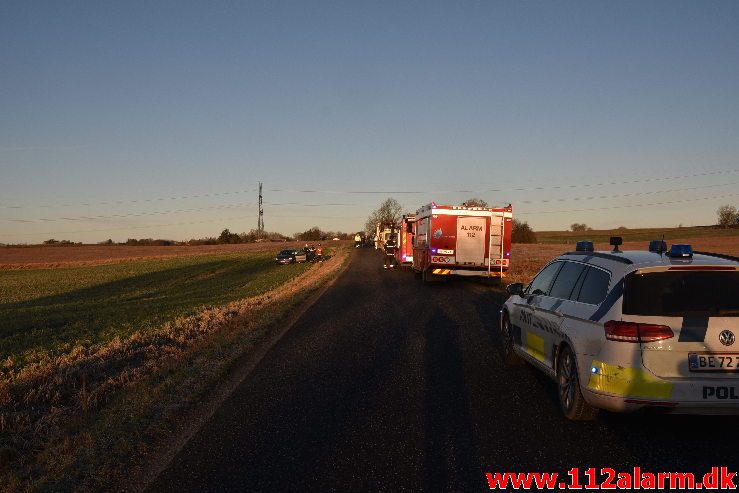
364, 197, 537, 243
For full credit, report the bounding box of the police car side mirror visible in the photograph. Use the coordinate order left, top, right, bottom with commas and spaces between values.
506, 283, 524, 296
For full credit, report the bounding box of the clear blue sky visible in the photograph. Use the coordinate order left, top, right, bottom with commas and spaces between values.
2, 1, 739, 243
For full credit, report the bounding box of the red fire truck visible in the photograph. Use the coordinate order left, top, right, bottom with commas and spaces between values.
395, 213, 416, 267
412, 203, 512, 281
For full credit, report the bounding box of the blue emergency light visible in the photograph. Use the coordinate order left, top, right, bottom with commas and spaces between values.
648, 240, 667, 253
575, 240, 594, 252
669, 244, 693, 258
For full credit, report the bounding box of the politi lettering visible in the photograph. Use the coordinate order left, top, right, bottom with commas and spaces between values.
702, 386, 739, 400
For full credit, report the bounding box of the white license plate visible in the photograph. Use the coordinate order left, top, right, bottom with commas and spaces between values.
689, 353, 739, 372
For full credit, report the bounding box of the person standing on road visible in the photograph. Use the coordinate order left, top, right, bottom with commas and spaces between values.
354, 233, 362, 248
383, 234, 397, 269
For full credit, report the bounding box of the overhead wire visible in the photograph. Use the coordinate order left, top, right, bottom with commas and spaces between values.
3, 168, 738, 238
1, 215, 262, 237
519, 192, 739, 215
2, 168, 737, 209
4, 182, 736, 223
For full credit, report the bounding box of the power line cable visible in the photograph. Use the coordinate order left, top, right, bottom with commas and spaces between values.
518, 192, 739, 215
0, 215, 263, 237
5, 182, 735, 223
4, 203, 255, 223
7, 192, 737, 239
267, 169, 739, 195
2, 168, 737, 209
512, 182, 738, 204
1, 189, 256, 209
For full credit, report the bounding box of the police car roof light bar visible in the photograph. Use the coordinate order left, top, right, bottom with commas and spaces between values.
669, 244, 693, 258
610, 236, 622, 253
575, 240, 594, 252
648, 239, 667, 254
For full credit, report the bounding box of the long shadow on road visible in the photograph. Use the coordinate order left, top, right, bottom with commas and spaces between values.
422, 305, 481, 493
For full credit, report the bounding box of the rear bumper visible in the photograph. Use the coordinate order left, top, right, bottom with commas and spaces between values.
583, 376, 739, 414
430, 267, 507, 278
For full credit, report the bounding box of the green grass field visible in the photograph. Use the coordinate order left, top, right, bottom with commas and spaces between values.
535, 225, 739, 244
0, 252, 312, 366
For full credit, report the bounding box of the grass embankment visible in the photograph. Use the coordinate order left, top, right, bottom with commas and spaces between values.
0, 247, 350, 492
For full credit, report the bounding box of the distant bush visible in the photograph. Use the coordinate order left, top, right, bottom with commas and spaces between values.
124, 238, 176, 246
512, 220, 537, 243
570, 223, 592, 232
42, 239, 78, 246
296, 226, 323, 241
187, 238, 218, 245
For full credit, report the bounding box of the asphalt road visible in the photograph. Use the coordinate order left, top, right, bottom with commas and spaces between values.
149, 248, 737, 492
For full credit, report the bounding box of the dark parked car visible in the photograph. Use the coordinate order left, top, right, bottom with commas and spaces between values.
275, 249, 307, 264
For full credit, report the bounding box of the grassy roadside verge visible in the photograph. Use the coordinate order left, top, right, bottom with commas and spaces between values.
0, 246, 351, 492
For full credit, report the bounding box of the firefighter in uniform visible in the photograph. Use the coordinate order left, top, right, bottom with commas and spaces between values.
383, 234, 397, 269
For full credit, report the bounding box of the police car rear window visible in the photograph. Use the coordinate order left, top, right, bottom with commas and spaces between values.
623, 271, 739, 316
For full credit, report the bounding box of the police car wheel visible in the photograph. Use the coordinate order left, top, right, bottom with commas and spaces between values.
557, 346, 597, 421
500, 312, 522, 365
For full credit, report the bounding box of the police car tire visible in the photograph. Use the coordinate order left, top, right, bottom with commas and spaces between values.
500, 312, 523, 365
557, 345, 598, 421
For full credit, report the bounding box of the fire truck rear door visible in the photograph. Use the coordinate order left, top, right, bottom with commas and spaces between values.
456, 216, 486, 265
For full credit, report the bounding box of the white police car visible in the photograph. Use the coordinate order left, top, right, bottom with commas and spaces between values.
501, 238, 739, 420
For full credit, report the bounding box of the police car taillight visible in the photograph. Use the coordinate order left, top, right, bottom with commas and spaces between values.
604, 321, 674, 343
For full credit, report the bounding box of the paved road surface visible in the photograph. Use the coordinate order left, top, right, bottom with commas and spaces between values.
150, 248, 737, 492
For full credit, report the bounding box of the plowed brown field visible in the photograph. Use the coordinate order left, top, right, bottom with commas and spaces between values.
507, 236, 739, 284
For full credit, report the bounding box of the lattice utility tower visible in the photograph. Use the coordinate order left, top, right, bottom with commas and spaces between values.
257, 182, 264, 240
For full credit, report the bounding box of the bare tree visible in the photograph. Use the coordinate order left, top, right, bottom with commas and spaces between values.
717, 205, 738, 228
461, 198, 488, 207
365, 198, 403, 235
